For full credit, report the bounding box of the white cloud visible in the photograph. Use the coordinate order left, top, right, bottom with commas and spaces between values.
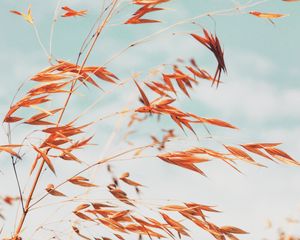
193, 51, 300, 125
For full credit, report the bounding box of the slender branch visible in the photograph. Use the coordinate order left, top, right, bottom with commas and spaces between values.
75, 0, 111, 65
12, 2, 120, 237
5, 122, 25, 214
11, 157, 25, 213
32, 24, 50, 60
57, 0, 120, 125
101, 0, 270, 67
49, 0, 63, 63
13, 160, 45, 236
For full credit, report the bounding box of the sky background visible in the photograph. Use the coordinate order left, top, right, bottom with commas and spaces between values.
0, 0, 300, 239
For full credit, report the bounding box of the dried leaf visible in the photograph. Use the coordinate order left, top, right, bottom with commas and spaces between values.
74, 203, 90, 212
125, 4, 164, 24
45, 184, 66, 197
249, 11, 288, 19
134, 80, 150, 106
32, 145, 56, 174
68, 176, 98, 187
220, 226, 248, 234
191, 29, 226, 87
61, 6, 87, 17
0, 144, 22, 159
224, 145, 255, 163
73, 211, 94, 221
10, 6, 33, 24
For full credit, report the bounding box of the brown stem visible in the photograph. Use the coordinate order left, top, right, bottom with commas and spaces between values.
14, 161, 45, 237
57, 0, 119, 125
12, 2, 120, 238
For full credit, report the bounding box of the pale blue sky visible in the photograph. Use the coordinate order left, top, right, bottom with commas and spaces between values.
0, 0, 300, 239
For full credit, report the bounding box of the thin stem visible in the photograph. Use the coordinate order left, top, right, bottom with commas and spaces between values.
75, 0, 110, 65
14, 160, 45, 236
33, 24, 50, 60
101, 0, 270, 67
5, 121, 25, 215
12, 2, 120, 237
49, 0, 63, 63
11, 157, 25, 213
57, 0, 119, 125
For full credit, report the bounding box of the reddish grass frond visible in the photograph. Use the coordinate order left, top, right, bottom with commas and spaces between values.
191, 29, 226, 87
1, 1, 298, 240
61, 6, 87, 17
125, 0, 171, 24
